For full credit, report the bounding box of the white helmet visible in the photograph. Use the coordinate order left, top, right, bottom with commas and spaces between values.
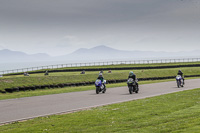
99, 73, 103, 77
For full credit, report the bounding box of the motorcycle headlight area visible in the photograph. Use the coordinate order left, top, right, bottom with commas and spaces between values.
95, 80, 101, 85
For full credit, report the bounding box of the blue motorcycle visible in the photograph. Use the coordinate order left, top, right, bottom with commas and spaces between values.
95, 79, 106, 94
176, 75, 184, 88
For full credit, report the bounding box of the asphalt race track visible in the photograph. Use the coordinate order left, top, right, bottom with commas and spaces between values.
0, 78, 199, 124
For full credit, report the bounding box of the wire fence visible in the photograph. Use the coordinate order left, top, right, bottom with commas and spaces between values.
0, 58, 200, 75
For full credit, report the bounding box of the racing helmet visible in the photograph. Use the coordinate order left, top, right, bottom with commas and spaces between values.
99, 73, 103, 77
129, 71, 134, 76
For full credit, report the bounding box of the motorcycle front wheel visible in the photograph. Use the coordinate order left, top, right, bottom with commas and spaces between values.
96, 87, 100, 94
129, 86, 133, 94
177, 81, 180, 88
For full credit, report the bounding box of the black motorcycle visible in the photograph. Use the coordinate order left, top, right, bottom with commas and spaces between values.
127, 78, 139, 94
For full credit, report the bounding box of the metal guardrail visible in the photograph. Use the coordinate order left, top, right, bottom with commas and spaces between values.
0, 58, 200, 75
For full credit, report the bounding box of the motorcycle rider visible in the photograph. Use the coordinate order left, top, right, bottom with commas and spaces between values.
128, 71, 139, 88
177, 70, 184, 84
97, 73, 106, 88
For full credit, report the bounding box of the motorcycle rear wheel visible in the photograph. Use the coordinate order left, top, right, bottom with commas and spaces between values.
135, 86, 139, 93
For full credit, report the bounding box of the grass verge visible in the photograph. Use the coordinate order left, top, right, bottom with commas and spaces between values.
1, 87, 200, 132
1, 67, 200, 92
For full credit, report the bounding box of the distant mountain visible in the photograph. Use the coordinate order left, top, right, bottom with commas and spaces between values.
0, 49, 51, 63
58, 45, 200, 61
1, 46, 200, 63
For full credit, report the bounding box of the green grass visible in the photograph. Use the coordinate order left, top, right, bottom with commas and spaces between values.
1, 87, 200, 132
1, 67, 200, 92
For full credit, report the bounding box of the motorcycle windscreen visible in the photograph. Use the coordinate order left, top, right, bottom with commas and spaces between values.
176, 75, 182, 80
127, 78, 134, 83
95, 79, 102, 86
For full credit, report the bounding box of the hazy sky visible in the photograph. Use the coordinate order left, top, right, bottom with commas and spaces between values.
0, 0, 200, 56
